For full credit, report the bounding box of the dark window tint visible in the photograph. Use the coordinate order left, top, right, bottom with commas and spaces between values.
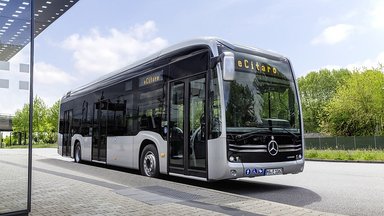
123, 93, 138, 135
80, 101, 91, 136
72, 105, 82, 134
138, 84, 166, 135
209, 69, 222, 138
107, 98, 127, 136
169, 51, 209, 80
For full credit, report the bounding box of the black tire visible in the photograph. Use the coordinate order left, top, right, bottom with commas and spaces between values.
74, 143, 81, 163
140, 144, 159, 177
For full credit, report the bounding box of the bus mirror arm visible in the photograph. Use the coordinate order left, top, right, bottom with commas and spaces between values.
210, 53, 225, 69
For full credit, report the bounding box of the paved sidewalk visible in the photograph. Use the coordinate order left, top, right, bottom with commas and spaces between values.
1, 149, 343, 216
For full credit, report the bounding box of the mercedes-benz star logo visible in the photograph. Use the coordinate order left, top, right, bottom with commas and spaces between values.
268, 136, 279, 156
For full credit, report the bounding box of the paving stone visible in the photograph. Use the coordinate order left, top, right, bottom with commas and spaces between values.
0, 149, 345, 216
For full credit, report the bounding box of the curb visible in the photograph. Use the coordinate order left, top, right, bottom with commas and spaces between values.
306, 158, 384, 164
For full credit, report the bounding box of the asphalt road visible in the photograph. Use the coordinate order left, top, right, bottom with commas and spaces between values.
33, 149, 384, 216
173, 161, 384, 216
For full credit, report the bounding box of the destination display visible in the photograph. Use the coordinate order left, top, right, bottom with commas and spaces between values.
234, 52, 280, 76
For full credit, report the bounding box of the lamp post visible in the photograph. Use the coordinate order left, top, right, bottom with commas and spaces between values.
27, 0, 35, 212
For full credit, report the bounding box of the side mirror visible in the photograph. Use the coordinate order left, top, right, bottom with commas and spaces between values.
222, 52, 235, 81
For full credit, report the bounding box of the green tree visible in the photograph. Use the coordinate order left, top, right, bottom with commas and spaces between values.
298, 68, 351, 132
12, 103, 29, 135
44, 100, 60, 143
321, 69, 384, 136
12, 96, 61, 144
46, 100, 60, 133
33, 96, 48, 133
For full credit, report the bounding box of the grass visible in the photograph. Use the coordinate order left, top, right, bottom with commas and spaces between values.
305, 149, 384, 161
2, 143, 57, 149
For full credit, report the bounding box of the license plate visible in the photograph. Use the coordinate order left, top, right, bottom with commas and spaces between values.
265, 168, 283, 176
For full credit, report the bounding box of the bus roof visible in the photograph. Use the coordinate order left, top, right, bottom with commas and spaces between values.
62, 37, 287, 102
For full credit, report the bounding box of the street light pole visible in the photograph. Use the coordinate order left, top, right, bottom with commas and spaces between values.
27, 0, 35, 212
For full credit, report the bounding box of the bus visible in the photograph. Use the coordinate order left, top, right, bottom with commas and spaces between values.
58, 37, 304, 181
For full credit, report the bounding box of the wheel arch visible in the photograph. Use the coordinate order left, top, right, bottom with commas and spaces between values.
139, 139, 161, 177
134, 132, 167, 174
139, 139, 158, 165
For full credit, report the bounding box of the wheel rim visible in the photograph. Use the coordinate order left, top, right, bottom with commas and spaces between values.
143, 151, 156, 176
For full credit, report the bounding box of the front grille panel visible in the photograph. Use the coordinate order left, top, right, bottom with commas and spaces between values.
227, 133, 302, 163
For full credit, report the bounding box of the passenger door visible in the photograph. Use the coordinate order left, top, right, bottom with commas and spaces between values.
92, 101, 108, 162
168, 74, 207, 177
62, 110, 72, 157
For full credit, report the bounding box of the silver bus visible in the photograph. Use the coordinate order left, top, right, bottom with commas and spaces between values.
58, 38, 304, 181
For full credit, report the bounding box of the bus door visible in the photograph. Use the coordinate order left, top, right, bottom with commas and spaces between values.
168, 74, 207, 178
92, 101, 108, 162
62, 110, 72, 157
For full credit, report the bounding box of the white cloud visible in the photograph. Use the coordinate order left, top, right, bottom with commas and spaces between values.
311, 24, 355, 45
314, 51, 384, 73
1, 21, 169, 111
370, 0, 384, 29
345, 51, 384, 71
62, 21, 168, 77
35, 62, 74, 85
33, 62, 77, 106
320, 65, 342, 71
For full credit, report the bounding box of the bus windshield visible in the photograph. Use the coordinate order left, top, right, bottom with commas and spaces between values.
224, 52, 300, 133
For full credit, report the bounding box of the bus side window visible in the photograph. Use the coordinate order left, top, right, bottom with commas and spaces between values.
139, 115, 151, 130
123, 93, 136, 135
138, 85, 165, 135
107, 98, 126, 136
81, 100, 89, 136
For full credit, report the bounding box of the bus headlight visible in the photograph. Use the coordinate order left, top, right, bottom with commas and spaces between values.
229, 156, 235, 162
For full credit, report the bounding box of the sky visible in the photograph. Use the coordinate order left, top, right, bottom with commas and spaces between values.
4, 0, 384, 114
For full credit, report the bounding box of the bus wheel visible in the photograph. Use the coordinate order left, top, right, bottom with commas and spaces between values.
74, 143, 81, 163
140, 144, 159, 177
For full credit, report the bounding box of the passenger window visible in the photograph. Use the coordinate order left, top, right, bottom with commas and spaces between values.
138, 85, 166, 136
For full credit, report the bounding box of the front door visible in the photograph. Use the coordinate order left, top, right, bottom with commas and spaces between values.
168, 74, 207, 177
92, 101, 108, 162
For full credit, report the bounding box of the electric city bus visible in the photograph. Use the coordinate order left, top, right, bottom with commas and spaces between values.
58, 37, 304, 181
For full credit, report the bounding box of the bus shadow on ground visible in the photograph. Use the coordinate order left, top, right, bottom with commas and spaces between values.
160, 175, 321, 207
38, 158, 320, 207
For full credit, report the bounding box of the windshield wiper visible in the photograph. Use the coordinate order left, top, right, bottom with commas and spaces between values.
275, 127, 300, 139
235, 127, 299, 142
235, 128, 270, 141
